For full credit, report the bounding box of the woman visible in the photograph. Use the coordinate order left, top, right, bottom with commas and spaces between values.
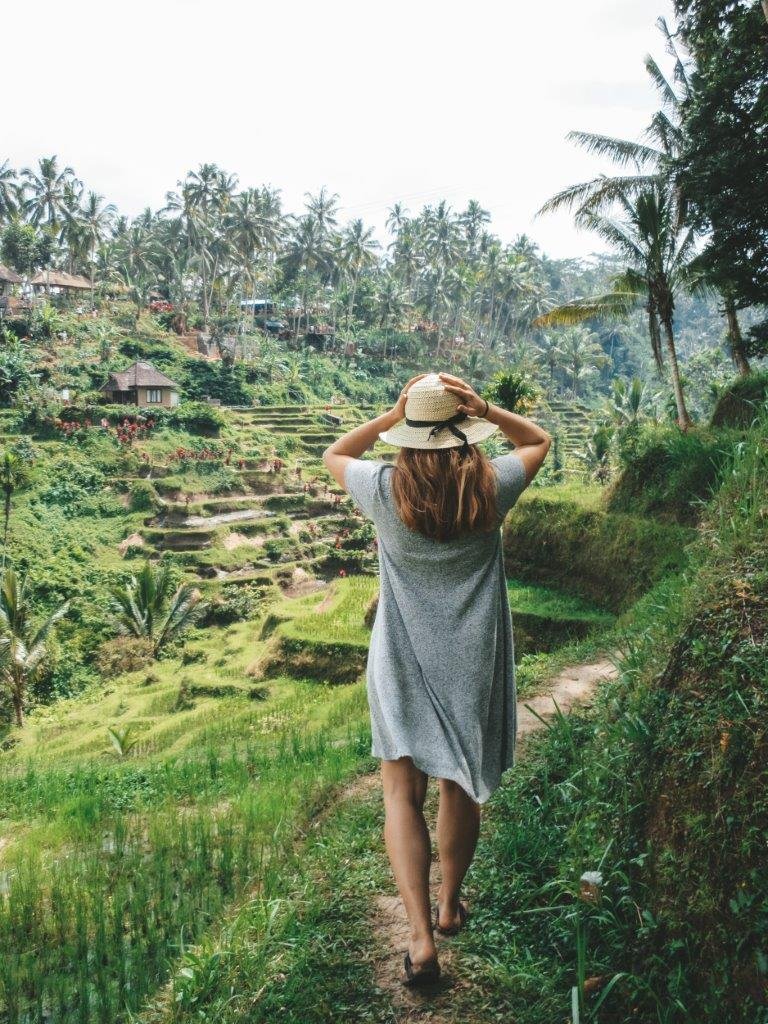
322, 371, 551, 987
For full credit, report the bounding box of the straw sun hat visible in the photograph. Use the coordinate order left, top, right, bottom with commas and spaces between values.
379, 372, 498, 453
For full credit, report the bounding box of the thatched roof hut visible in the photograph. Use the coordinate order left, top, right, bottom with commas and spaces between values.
30, 270, 93, 291
0, 264, 22, 285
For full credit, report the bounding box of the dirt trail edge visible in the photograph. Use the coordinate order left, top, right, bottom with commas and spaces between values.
364, 656, 619, 1022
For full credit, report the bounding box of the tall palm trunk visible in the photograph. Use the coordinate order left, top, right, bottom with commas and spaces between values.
723, 295, 751, 376
2, 488, 11, 569
12, 675, 23, 727
346, 272, 358, 331
659, 313, 692, 429
647, 300, 664, 375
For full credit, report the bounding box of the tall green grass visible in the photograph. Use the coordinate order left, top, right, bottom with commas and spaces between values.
453, 412, 768, 1022
0, 688, 371, 1023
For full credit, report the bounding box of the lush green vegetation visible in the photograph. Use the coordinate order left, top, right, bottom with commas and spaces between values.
503, 490, 695, 613
0, 3, 765, 1019
450, 411, 768, 1023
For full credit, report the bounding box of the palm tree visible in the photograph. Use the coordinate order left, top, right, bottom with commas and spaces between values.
536, 20, 752, 377
79, 192, 117, 284
304, 186, 339, 236
601, 376, 654, 425
0, 452, 27, 569
386, 202, 409, 236
164, 164, 238, 327
555, 327, 608, 397
0, 161, 21, 224
285, 213, 333, 339
21, 156, 79, 230
109, 562, 205, 656
537, 187, 696, 429
340, 219, 380, 329
535, 333, 566, 388
0, 569, 69, 726
459, 200, 491, 257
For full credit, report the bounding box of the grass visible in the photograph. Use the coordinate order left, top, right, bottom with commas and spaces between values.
5, 367, 719, 1022
139, 763, 392, 1024
508, 578, 614, 624
503, 493, 697, 614
0, 678, 374, 1023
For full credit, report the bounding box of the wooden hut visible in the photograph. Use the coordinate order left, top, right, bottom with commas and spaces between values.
100, 361, 181, 408
0, 264, 22, 311
30, 270, 93, 294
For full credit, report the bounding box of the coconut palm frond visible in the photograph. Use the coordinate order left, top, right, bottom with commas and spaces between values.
154, 584, 205, 654
532, 290, 640, 328
645, 111, 684, 157
566, 131, 663, 169
656, 16, 692, 98
108, 586, 148, 638
535, 179, 614, 217
643, 55, 679, 110
575, 211, 646, 266
25, 602, 70, 671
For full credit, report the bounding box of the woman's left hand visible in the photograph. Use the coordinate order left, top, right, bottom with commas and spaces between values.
389, 374, 428, 420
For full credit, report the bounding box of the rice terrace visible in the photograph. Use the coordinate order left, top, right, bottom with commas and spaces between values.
0, 0, 767, 1021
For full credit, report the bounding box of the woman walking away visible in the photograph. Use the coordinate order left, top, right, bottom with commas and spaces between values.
322, 371, 551, 987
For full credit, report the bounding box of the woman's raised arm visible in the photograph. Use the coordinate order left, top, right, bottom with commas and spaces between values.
322, 374, 427, 489
438, 372, 551, 485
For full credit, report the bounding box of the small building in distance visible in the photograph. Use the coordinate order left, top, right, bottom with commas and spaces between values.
0, 264, 23, 312
30, 269, 93, 295
100, 361, 181, 408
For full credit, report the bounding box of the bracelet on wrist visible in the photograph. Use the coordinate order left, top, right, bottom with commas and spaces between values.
481, 399, 490, 417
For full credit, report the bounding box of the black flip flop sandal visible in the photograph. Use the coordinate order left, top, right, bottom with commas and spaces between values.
402, 951, 441, 987
432, 900, 469, 937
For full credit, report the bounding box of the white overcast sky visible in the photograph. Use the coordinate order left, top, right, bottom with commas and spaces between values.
5, 0, 676, 259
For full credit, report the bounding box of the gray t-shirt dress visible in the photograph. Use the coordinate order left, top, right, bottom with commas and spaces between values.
344, 451, 528, 804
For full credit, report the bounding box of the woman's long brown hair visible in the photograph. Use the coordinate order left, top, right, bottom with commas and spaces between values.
390, 445, 499, 542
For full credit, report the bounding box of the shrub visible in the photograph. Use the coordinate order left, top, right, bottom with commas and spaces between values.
607, 422, 739, 524
95, 636, 155, 676
128, 480, 157, 512
502, 496, 695, 613
168, 401, 226, 437
483, 369, 540, 414
201, 584, 265, 625
710, 369, 768, 428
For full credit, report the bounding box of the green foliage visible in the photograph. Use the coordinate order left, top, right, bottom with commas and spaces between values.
0, 331, 33, 403
107, 723, 138, 757
95, 635, 155, 676
0, 567, 69, 725
483, 369, 541, 414
30, 302, 64, 341
109, 562, 206, 656
675, 0, 768, 308
201, 584, 265, 626
0, 219, 53, 274
503, 495, 694, 613
36, 458, 106, 512
710, 369, 768, 429
607, 422, 739, 524
128, 479, 157, 512
168, 400, 226, 436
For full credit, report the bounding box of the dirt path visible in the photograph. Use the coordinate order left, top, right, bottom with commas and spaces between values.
359, 656, 618, 1020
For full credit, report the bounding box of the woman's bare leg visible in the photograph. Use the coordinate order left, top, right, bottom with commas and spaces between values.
435, 778, 481, 930
380, 756, 437, 970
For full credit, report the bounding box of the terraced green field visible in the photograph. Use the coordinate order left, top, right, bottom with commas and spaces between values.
0, 398, 615, 1022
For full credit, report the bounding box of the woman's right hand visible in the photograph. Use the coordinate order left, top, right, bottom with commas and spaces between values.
438, 372, 489, 417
